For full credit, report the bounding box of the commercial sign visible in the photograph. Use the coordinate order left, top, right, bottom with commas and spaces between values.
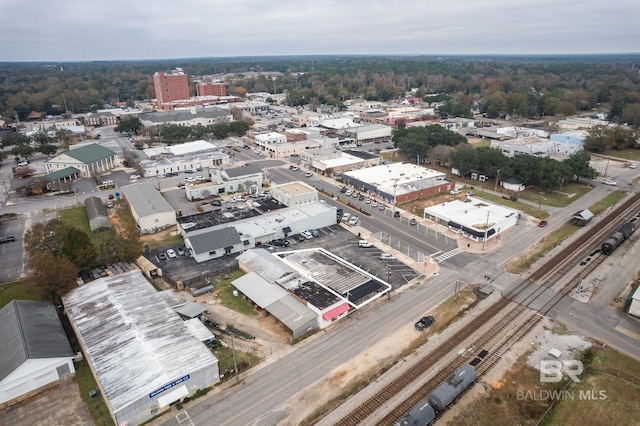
149, 374, 190, 398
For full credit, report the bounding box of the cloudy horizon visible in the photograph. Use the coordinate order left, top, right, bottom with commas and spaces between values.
1, 0, 638, 62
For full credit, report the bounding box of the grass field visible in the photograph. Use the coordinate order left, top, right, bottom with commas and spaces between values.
59, 206, 92, 236
213, 269, 257, 316
213, 345, 260, 379
74, 360, 113, 426
0, 281, 40, 308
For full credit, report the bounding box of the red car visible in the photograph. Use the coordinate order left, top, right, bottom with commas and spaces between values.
538, 220, 548, 227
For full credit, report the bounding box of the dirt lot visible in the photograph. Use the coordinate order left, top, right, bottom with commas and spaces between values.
0, 377, 94, 426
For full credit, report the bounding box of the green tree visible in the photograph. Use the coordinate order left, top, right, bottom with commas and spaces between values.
563, 151, 597, 182
55, 128, 72, 150
60, 227, 97, 272
115, 116, 143, 134
584, 125, 613, 152
11, 144, 34, 160
1, 131, 29, 147
25, 252, 79, 304
38, 144, 57, 156
32, 130, 52, 145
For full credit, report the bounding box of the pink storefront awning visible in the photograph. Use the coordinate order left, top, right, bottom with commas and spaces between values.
322, 303, 350, 321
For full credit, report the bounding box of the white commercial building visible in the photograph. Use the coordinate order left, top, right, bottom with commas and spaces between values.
121, 182, 176, 233
0, 301, 74, 406
344, 123, 392, 144
185, 165, 263, 201
491, 136, 582, 157
63, 271, 219, 426
423, 196, 520, 242
139, 140, 229, 177
628, 286, 640, 318
270, 181, 318, 206
183, 202, 336, 263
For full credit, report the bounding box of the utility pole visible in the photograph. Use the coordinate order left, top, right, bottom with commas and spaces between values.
494, 169, 501, 192
231, 331, 239, 384
481, 211, 490, 251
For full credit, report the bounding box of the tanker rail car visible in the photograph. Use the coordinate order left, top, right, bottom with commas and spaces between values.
601, 221, 636, 255
396, 365, 477, 426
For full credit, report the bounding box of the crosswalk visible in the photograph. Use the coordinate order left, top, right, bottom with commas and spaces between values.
432, 247, 464, 263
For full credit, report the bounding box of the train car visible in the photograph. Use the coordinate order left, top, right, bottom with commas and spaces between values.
601, 221, 636, 255
428, 365, 477, 412
395, 400, 436, 426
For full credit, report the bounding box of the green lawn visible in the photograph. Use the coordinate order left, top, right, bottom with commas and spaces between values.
0, 281, 40, 308
74, 360, 113, 426
587, 191, 625, 215
506, 223, 580, 274
215, 269, 258, 316
59, 206, 92, 236
213, 346, 260, 378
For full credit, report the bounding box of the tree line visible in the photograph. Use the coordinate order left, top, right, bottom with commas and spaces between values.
2, 55, 640, 128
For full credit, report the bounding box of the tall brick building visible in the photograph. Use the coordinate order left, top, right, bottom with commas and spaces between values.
196, 82, 226, 97
153, 68, 190, 105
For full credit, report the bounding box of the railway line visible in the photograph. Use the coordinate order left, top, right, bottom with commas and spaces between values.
330, 193, 640, 426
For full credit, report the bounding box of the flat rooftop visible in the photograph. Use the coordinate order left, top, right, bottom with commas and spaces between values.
273, 181, 316, 196
344, 162, 446, 195
424, 196, 519, 231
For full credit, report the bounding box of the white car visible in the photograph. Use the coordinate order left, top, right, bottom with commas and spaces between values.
341, 212, 351, 222
345, 189, 354, 196
129, 174, 140, 181
291, 166, 300, 171
380, 253, 396, 260
231, 196, 246, 202
185, 177, 197, 182
301, 230, 313, 239
348, 216, 359, 226
602, 179, 617, 186
166, 249, 177, 258
450, 189, 461, 195
630, 164, 637, 169
305, 172, 313, 177
195, 175, 206, 181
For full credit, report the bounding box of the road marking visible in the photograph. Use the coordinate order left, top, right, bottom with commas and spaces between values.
433, 247, 464, 263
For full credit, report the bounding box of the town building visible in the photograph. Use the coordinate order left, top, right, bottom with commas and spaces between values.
139, 108, 232, 128
301, 148, 381, 176
490, 136, 582, 157
84, 111, 119, 127
185, 164, 264, 201
153, 68, 190, 106
233, 247, 391, 340
628, 286, 640, 318
182, 202, 336, 263
0, 300, 75, 406
195, 82, 226, 97
63, 271, 219, 426
343, 123, 392, 144
139, 140, 229, 177
269, 181, 318, 206
84, 196, 112, 231
120, 182, 176, 234
45, 143, 119, 178
343, 163, 452, 205
423, 196, 520, 243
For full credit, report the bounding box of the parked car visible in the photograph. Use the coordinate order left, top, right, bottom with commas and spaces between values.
450, 189, 461, 195
340, 187, 348, 193
291, 166, 300, 171
157, 252, 167, 261
345, 189, 353, 196
305, 172, 313, 178
211, 200, 222, 207
231, 196, 246, 202
0, 236, 16, 244
106, 201, 114, 208
538, 220, 548, 227
17, 161, 29, 166
348, 216, 359, 226
394, 211, 401, 218
177, 247, 186, 256
309, 229, 319, 237
166, 249, 177, 258
358, 240, 372, 248
185, 177, 197, 182
336, 208, 344, 219
103, 179, 114, 185
410, 218, 417, 225
292, 233, 305, 242
378, 204, 385, 210
371, 201, 378, 207
271, 239, 290, 247
415, 315, 435, 331
130, 174, 140, 181
341, 212, 351, 222
630, 163, 637, 169
602, 179, 617, 186
108, 193, 115, 200
301, 230, 313, 239
380, 253, 395, 260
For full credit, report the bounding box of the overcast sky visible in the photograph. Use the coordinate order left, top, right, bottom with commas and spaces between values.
1, 0, 638, 62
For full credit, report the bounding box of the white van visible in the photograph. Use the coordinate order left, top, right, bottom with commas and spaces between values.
358, 240, 372, 248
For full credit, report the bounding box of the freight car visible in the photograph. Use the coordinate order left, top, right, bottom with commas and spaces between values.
396, 365, 477, 426
601, 221, 636, 255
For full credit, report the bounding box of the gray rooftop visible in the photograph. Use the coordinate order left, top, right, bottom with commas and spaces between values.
224, 164, 262, 178
188, 227, 242, 254
0, 300, 73, 382
84, 196, 108, 220
140, 108, 230, 124
121, 182, 175, 217
62, 271, 218, 413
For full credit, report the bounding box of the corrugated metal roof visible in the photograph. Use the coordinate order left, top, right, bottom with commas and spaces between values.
0, 300, 73, 382
233, 272, 289, 308
173, 301, 207, 318
44, 166, 80, 181
265, 297, 317, 331
121, 182, 175, 218
62, 271, 218, 413
183, 319, 215, 342
188, 227, 242, 254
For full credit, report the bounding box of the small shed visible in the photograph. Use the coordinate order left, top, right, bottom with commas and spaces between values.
84, 196, 112, 231
502, 177, 526, 192
571, 209, 594, 227
628, 286, 640, 318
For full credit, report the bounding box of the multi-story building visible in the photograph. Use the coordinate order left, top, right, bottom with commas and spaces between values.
196, 82, 226, 97
153, 68, 190, 106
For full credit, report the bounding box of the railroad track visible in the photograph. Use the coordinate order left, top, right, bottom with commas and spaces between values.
331, 193, 640, 426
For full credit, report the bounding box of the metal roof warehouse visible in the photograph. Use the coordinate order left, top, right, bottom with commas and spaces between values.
63, 271, 219, 426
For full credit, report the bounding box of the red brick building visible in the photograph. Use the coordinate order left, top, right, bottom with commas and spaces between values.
153, 68, 190, 105
196, 82, 226, 97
